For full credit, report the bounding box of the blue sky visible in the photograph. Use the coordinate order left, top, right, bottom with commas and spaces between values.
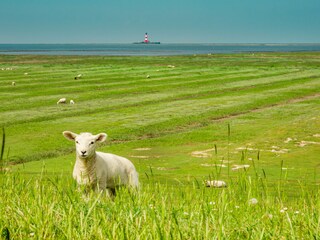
1, 0, 319, 43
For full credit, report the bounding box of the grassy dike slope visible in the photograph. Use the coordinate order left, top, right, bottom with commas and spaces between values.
0, 53, 320, 239
0, 53, 319, 180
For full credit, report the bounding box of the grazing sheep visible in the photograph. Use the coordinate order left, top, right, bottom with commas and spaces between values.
70, 100, 75, 104
146, 75, 150, 78
57, 98, 67, 104
74, 74, 82, 80
63, 131, 139, 195
11, 81, 16, 86
205, 180, 227, 188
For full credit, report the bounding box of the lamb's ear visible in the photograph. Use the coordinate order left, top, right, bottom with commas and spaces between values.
63, 131, 78, 141
95, 133, 107, 143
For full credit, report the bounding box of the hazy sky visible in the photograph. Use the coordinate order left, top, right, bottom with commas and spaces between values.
1, 0, 319, 44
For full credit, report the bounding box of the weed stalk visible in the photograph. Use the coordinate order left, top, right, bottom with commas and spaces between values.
0, 127, 5, 171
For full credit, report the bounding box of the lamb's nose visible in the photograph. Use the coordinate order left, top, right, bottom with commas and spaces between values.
81, 151, 87, 155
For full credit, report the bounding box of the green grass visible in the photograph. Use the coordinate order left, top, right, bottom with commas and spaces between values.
0, 52, 320, 239
1, 170, 320, 239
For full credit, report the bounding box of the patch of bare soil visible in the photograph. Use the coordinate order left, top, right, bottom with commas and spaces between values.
200, 163, 227, 168
134, 148, 152, 151
191, 148, 215, 158
231, 164, 250, 171
296, 141, 320, 147
156, 167, 180, 171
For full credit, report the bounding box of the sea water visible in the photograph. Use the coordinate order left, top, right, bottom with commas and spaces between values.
0, 43, 319, 56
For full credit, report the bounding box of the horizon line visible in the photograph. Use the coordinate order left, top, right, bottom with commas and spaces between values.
1, 42, 320, 45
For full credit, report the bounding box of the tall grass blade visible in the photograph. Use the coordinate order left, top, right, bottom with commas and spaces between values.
1, 127, 5, 161
194, 177, 200, 189
0, 127, 5, 171
227, 123, 231, 177
1, 227, 10, 240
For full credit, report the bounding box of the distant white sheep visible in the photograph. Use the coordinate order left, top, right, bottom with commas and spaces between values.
57, 98, 67, 104
11, 81, 16, 86
205, 180, 227, 188
74, 74, 82, 80
70, 100, 75, 104
63, 131, 139, 195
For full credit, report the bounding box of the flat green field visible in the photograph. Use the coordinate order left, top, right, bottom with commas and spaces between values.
0, 53, 320, 239
1, 53, 319, 182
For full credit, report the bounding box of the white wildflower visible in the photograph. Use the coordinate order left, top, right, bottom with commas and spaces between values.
248, 198, 258, 205
280, 207, 288, 213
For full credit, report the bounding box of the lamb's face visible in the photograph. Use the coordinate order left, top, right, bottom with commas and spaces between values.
63, 131, 107, 160
75, 133, 99, 159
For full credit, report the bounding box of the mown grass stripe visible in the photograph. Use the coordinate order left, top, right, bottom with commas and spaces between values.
1, 70, 317, 121
0, 69, 317, 113
0, 69, 316, 119
7, 93, 319, 164
2, 76, 319, 163
0, 68, 301, 102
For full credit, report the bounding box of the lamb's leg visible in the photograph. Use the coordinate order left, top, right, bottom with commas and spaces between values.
95, 180, 115, 198
128, 170, 139, 190
96, 188, 115, 199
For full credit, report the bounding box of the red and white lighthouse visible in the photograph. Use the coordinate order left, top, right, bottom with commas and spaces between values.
144, 33, 149, 43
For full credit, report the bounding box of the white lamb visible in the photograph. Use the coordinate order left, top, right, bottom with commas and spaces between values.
63, 131, 139, 195
57, 98, 67, 104
74, 74, 82, 79
70, 100, 75, 104
205, 180, 227, 188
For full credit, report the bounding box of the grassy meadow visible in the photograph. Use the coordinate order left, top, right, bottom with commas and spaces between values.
0, 52, 320, 239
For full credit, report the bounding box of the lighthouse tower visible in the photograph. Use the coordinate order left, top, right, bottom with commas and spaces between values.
133, 32, 160, 44
144, 33, 149, 43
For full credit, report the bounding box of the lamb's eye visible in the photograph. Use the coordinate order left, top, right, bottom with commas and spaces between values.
90, 141, 94, 145
76, 141, 79, 144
